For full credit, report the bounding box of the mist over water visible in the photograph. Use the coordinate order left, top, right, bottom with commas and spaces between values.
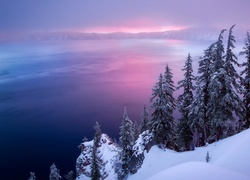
0, 39, 242, 179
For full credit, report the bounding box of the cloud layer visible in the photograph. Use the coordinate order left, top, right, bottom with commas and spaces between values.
0, 0, 249, 33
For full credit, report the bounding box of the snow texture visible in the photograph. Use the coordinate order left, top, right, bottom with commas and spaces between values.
147, 162, 249, 180
129, 129, 250, 180
133, 130, 153, 157
77, 129, 250, 180
76, 134, 119, 180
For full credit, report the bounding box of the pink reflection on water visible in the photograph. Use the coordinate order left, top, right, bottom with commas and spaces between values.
69, 40, 199, 122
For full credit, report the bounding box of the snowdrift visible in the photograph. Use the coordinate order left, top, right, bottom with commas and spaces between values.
129, 129, 250, 180
147, 162, 249, 180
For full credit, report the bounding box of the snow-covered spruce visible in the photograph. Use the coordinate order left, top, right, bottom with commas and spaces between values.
206, 29, 228, 142
28, 172, 36, 180
222, 25, 244, 135
189, 42, 215, 147
149, 65, 176, 149
241, 31, 250, 129
76, 134, 119, 180
49, 163, 62, 180
189, 27, 244, 146
116, 107, 135, 179
90, 122, 108, 180
176, 53, 195, 151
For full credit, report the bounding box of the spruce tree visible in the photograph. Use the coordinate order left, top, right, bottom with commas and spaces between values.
91, 122, 102, 180
189, 43, 215, 146
140, 103, 149, 133
207, 29, 228, 141
223, 25, 244, 134
49, 163, 62, 180
207, 28, 244, 141
28, 172, 36, 180
91, 145, 101, 180
206, 28, 243, 141
149, 65, 176, 149
118, 107, 135, 179
241, 31, 250, 129
224, 25, 242, 92
93, 122, 102, 148
189, 42, 217, 146
90, 122, 107, 180
176, 53, 194, 151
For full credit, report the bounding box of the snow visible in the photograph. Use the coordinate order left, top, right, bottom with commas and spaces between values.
133, 130, 153, 157
147, 162, 249, 180
76, 129, 250, 180
128, 129, 250, 180
76, 134, 119, 180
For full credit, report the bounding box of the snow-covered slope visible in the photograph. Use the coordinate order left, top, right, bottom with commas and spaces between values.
128, 129, 250, 180
147, 162, 249, 180
76, 129, 250, 180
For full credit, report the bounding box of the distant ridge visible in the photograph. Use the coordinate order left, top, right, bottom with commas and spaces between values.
0, 28, 246, 42
26, 29, 221, 41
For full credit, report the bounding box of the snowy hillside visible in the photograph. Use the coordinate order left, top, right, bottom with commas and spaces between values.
128, 129, 250, 180
76, 129, 250, 180
147, 162, 249, 180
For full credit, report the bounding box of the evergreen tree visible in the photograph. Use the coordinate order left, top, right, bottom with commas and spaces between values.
93, 122, 102, 148
176, 53, 194, 151
206, 28, 243, 141
91, 145, 101, 180
91, 122, 102, 180
224, 25, 242, 92
207, 29, 227, 141
149, 65, 176, 149
140, 103, 149, 133
223, 25, 244, 134
49, 163, 61, 180
118, 107, 135, 179
189, 43, 215, 146
241, 31, 250, 129
90, 122, 108, 180
207, 27, 244, 141
28, 172, 36, 180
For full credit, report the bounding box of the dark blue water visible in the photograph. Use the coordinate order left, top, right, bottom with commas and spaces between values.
0, 40, 213, 179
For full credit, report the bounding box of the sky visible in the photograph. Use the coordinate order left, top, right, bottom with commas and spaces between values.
0, 0, 249, 34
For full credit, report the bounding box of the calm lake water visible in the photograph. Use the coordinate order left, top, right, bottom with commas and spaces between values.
0, 39, 236, 179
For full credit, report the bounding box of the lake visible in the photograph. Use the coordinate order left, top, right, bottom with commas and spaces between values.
0, 39, 234, 179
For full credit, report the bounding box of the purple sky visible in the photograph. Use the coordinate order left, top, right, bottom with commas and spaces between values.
0, 0, 249, 33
